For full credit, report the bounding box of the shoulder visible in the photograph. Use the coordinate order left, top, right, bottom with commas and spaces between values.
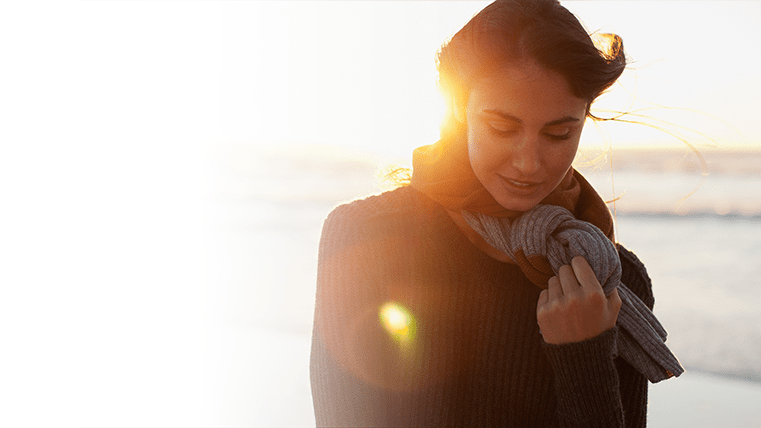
321, 186, 439, 238
319, 186, 442, 256
616, 244, 655, 310
325, 185, 428, 226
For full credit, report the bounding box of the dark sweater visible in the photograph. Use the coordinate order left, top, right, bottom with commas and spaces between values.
310, 186, 653, 427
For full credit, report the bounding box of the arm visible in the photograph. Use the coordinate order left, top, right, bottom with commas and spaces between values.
537, 253, 650, 427
309, 205, 418, 427
542, 327, 647, 428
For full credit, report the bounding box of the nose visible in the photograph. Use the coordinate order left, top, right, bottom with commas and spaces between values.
511, 134, 541, 176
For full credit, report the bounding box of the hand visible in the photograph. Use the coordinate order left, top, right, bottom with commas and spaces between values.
536, 256, 622, 345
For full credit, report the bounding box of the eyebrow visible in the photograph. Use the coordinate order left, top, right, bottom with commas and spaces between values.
481, 109, 581, 127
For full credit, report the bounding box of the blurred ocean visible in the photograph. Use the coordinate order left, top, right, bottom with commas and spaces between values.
201, 144, 761, 426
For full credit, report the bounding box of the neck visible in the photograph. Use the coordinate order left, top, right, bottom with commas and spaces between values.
446, 209, 515, 264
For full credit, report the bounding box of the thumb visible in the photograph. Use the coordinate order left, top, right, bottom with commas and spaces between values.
608, 287, 622, 313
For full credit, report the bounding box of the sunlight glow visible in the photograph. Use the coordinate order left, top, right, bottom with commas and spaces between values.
379, 302, 416, 343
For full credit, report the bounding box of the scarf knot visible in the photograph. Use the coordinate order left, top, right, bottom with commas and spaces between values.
463, 205, 684, 383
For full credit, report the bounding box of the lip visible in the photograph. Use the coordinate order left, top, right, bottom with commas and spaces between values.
497, 175, 544, 196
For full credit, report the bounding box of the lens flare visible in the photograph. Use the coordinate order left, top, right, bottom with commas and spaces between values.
379, 302, 416, 343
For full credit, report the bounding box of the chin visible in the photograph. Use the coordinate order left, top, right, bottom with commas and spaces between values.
495, 197, 541, 212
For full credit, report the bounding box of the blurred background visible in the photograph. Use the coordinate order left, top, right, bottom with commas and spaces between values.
2, 1, 760, 427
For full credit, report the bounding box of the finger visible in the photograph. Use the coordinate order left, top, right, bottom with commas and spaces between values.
557, 264, 579, 296
571, 256, 602, 292
537, 288, 549, 309
547, 275, 563, 301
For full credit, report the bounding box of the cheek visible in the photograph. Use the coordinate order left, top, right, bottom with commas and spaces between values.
548, 142, 580, 174
561, 140, 581, 163
466, 128, 496, 174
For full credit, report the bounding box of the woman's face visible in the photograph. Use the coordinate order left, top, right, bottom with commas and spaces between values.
461, 61, 588, 211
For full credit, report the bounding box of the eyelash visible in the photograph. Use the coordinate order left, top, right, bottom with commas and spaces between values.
546, 132, 571, 141
488, 125, 572, 141
488, 127, 518, 137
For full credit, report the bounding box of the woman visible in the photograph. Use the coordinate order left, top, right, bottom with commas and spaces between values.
310, 1, 681, 426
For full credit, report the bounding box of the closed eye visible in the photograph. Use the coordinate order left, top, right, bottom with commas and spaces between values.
544, 126, 572, 141
487, 121, 519, 136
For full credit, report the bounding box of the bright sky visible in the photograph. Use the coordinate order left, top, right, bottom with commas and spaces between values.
212, 1, 761, 159
4, 1, 759, 165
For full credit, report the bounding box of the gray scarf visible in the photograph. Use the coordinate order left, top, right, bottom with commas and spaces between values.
463, 205, 684, 383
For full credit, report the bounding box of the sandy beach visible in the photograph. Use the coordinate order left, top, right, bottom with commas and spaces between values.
648, 369, 761, 428
202, 324, 761, 428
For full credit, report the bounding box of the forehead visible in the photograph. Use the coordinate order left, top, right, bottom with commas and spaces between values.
467, 62, 587, 121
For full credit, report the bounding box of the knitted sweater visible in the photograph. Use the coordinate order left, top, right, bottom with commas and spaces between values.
310, 186, 653, 427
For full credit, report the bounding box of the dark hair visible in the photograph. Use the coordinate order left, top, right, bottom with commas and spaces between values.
436, 0, 626, 137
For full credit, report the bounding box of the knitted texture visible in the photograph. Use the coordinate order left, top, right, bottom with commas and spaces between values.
462, 205, 684, 383
311, 186, 651, 427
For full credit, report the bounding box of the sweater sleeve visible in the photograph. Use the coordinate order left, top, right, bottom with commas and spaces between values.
309, 202, 420, 427
540, 245, 653, 428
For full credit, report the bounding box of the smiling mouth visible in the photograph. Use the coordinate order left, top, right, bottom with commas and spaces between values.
502, 176, 542, 187
499, 175, 544, 194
